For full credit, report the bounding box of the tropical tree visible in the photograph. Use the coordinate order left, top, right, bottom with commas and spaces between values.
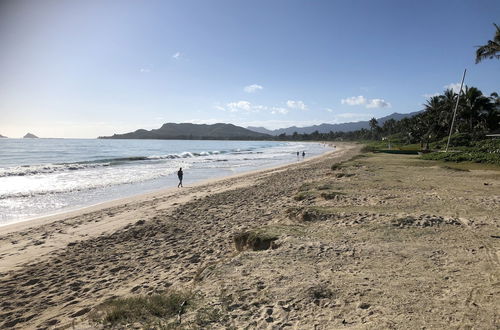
368, 117, 379, 139
458, 87, 493, 133
475, 23, 500, 63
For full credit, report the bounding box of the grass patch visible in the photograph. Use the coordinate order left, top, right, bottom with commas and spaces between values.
90, 291, 192, 328
320, 191, 345, 200
335, 173, 355, 178
233, 227, 281, 251
317, 183, 334, 190
371, 224, 437, 243
195, 306, 229, 327
330, 163, 343, 171
298, 182, 317, 191
294, 190, 317, 201
438, 162, 500, 172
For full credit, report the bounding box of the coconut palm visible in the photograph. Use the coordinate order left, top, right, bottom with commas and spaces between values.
475, 23, 500, 63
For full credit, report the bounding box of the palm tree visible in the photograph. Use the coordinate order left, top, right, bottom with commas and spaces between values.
475, 23, 500, 63
368, 117, 379, 139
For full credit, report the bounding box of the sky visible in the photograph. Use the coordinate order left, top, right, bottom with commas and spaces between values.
0, 0, 499, 138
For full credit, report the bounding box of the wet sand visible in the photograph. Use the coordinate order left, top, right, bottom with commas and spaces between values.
0, 142, 499, 329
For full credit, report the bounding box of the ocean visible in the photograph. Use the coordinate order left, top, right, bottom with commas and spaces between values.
0, 139, 330, 225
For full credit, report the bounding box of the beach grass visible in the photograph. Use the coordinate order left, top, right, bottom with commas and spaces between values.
89, 291, 192, 327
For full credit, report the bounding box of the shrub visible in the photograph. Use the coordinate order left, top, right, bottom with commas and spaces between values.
90, 291, 191, 327
233, 229, 279, 251
420, 151, 500, 165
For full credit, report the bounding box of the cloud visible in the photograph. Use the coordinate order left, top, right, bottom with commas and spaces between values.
325, 108, 333, 112
366, 98, 391, 108
139, 68, 151, 73
217, 101, 289, 115
172, 52, 182, 60
335, 112, 373, 121
271, 107, 289, 115
444, 82, 463, 94
341, 95, 391, 109
341, 95, 367, 106
424, 82, 463, 99
423, 93, 440, 98
242, 119, 325, 129
226, 101, 252, 112
244, 84, 263, 93
286, 100, 308, 110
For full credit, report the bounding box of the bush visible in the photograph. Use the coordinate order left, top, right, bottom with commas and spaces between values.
90, 291, 191, 327
434, 133, 474, 148
233, 228, 280, 251
473, 139, 500, 154
420, 151, 500, 165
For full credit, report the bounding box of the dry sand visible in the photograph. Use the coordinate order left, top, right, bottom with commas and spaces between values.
0, 143, 499, 329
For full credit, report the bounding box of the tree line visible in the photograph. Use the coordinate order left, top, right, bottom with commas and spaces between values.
275, 86, 499, 145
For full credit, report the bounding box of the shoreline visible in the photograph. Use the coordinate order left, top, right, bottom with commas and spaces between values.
0, 141, 333, 231
0, 143, 335, 233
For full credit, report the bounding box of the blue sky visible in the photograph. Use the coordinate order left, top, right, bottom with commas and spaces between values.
0, 0, 499, 138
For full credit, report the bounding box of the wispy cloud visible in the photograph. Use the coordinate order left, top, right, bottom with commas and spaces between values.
335, 112, 373, 121
286, 100, 308, 110
444, 82, 463, 93
424, 82, 463, 99
244, 84, 263, 93
226, 101, 253, 112
366, 98, 391, 108
216, 101, 289, 115
139, 68, 151, 73
241, 119, 325, 129
422, 92, 440, 98
172, 52, 182, 60
270, 107, 289, 114
325, 108, 333, 112
341, 96, 367, 106
341, 95, 391, 109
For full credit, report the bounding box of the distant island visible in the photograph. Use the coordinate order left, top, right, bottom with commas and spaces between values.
23, 133, 39, 138
0, 134, 7, 138
99, 123, 271, 140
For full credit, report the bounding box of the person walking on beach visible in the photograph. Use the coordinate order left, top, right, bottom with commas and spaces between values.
177, 167, 183, 188
297, 151, 299, 158
302, 151, 306, 158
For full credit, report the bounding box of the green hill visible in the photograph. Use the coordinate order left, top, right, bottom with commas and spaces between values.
99, 123, 271, 140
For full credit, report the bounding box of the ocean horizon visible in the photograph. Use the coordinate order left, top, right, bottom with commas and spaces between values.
0, 138, 330, 226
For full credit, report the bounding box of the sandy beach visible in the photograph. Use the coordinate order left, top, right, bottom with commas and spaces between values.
0, 142, 499, 329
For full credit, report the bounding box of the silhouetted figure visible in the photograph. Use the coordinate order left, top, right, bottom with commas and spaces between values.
177, 168, 183, 188
296, 151, 299, 157
302, 151, 305, 158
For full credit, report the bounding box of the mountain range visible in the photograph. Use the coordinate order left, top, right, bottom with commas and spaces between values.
99, 111, 422, 140
0, 134, 7, 138
247, 111, 422, 135
99, 123, 270, 140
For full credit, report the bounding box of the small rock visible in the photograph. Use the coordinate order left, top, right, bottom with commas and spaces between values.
358, 302, 371, 309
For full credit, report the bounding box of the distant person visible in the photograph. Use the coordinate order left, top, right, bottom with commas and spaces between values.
177, 168, 183, 188
302, 151, 305, 158
296, 151, 299, 157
